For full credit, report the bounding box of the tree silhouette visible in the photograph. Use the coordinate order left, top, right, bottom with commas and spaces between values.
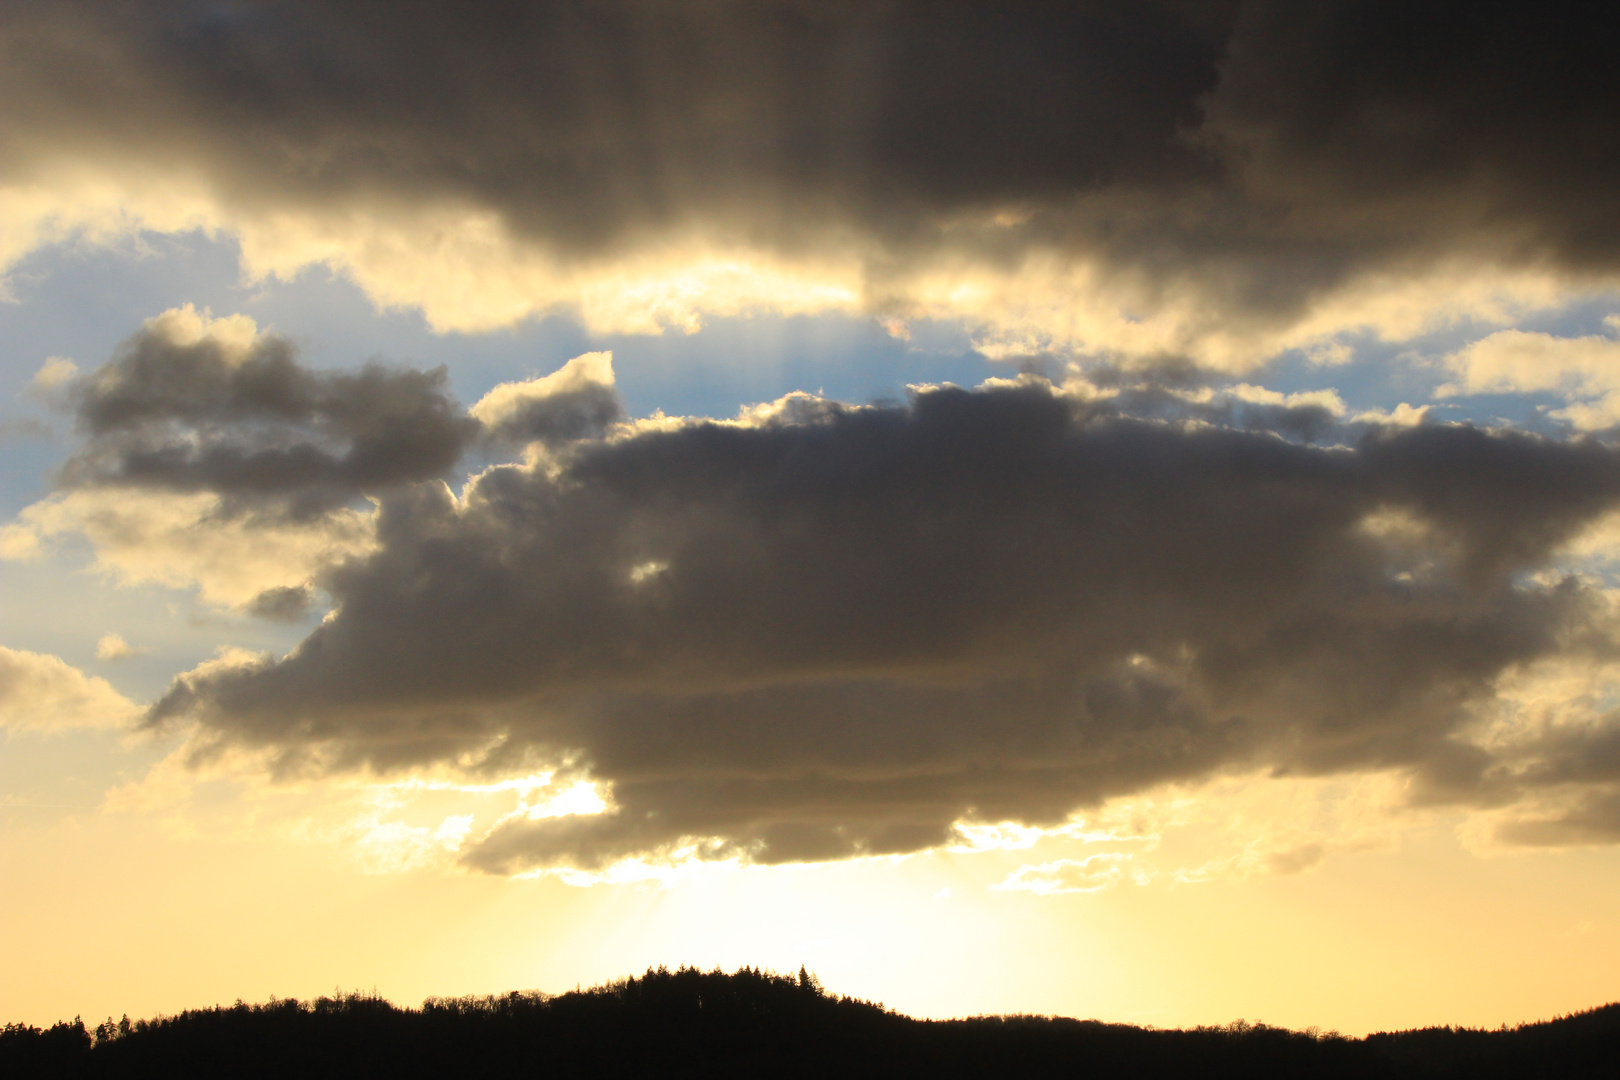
4, 970, 1617, 1078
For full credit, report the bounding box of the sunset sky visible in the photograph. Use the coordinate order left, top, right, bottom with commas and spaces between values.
4, 1, 1620, 1036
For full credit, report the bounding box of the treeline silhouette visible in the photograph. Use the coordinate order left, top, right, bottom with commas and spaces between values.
3, 966, 1616, 1078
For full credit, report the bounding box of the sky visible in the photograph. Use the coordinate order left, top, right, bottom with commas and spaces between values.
3, 0, 1620, 1036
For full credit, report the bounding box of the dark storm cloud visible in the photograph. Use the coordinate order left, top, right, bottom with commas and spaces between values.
58, 314, 480, 519
3, 1, 1616, 328
144, 380, 1620, 868
0, 0, 1228, 247
1209, 4, 1620, 269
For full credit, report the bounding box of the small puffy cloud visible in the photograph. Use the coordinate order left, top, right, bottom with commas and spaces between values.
0, 646, 140, 732
30, 356, 78, 391
94, 632, 148, 661
470, 351, 624, 446
1351, 403, 1430, 427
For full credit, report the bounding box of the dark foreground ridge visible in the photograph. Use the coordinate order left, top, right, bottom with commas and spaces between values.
4, 967, 1617, 1078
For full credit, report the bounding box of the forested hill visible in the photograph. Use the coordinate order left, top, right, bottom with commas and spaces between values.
3, 966, 1616, 1078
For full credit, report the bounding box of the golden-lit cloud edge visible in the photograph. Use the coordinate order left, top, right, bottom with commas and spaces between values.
0, 176, 1600, 373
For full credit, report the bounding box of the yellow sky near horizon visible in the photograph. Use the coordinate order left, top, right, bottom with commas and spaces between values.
4, 755, 1617, 1036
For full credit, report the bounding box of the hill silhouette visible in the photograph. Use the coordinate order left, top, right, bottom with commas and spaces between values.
3, 966, 1616, 1078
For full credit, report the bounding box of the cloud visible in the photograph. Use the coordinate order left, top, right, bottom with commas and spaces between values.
30, 356, 78, 391
1, 315, 651, 611
1492, 790, 1620, 847
245, 584, 316, 622
470, 351, 624, 447
1442, 329, 1620, 429
59, 305, 479, 520
1434, 646, 1620, 848
0, 3, 1616, 363
0, 304, 506, 606
94, 632, 148, 661
134, 376, 1620, 871
1068, 375, 1353, 443
1, 319, 649, 614
1351, 403, 1429, 428
0, 487, 375, 607
0, 645, 140, 731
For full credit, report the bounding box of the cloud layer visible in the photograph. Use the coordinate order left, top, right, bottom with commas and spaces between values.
2, 2, 1616, 358
124, 373, 1620, 869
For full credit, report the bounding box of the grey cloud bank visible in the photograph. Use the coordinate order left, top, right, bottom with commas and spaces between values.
136, 376, 1620, 868
1, 1, 1616, 349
